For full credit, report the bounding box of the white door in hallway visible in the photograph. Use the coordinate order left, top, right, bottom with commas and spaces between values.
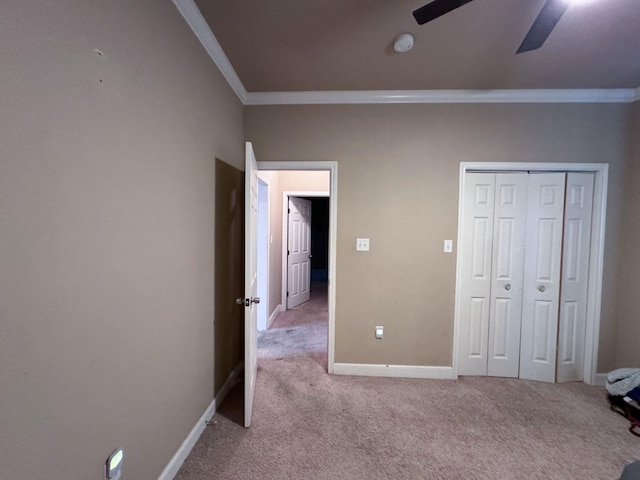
287, 196, 312, 309
519, 173, 566, 383
243, 142, 259, 428
556, 173, 594, 383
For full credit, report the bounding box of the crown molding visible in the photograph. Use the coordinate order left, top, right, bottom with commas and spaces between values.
172, 0, 247, 104
172, 2, 639, 107
245, 89, 637, 105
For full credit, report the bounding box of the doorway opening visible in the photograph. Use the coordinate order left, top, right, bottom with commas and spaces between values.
255, 163, 337, 374
281, 193, 330, 312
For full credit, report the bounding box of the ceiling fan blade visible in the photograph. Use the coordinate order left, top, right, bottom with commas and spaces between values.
517, 0, 570, 54
413, 0, 475, 25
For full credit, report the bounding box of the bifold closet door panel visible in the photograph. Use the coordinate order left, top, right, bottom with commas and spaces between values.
519, 173, 566, 383
556, 173, 595, 383
458, 173, 495, 376
487, 174, 528, 378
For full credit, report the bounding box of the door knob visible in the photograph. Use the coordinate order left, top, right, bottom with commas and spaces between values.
237, 297, 261, 306
538, 285, 546, 292
504, 284, 511, 291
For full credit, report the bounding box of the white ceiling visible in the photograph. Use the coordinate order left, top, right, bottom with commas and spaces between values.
193, 0, 640, 94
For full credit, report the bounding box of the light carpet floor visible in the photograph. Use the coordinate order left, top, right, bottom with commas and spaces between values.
256, 281, 328, 369
175, 283, 639, 479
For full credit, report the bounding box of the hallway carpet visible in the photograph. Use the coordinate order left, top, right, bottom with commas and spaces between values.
257, 281, 328, 369
175, 285, 638, 479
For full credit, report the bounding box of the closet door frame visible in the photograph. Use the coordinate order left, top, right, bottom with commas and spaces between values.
453, 163, 609, 385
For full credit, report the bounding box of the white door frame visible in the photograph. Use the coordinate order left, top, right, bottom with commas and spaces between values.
258, 161, 338, 375
453, 162, 608, 385
282, 192, 328, 311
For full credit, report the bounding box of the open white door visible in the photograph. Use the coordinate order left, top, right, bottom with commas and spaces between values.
243, 142, 259, 428
287, 196, 312, 309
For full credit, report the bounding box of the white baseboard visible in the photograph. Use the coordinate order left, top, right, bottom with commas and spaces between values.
158, 361, 244, 480
267, 304, 281, 329
594, 373, 608, 387
333, 364, 609, 384
333, 363, 456, 380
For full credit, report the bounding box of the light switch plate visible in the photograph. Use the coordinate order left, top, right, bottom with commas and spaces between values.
356, 238, 370, 251
375, 326, 384, 339
444, 240, 453, 253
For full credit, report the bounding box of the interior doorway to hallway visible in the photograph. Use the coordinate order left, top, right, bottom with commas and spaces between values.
283, 194, 330, 311
254, 163, 337, 374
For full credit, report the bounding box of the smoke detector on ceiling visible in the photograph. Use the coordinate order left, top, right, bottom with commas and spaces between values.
393, 33, 414, 53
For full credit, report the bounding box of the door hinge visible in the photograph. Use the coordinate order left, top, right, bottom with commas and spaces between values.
287, 250, 290, 255
288, 208, 291, 214
287, 291, 289, 297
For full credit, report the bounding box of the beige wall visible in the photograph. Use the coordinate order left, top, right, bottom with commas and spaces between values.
616, 100, 640, 367
0, 1, 243, 479
2, 3, 636, 478
245, 103, 631, 370
258, 170, 330, 321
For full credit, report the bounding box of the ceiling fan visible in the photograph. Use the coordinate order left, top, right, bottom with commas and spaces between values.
412, 0, 573, 54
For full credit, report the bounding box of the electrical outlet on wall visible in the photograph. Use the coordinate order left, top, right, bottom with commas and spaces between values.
356, 238, 370, 251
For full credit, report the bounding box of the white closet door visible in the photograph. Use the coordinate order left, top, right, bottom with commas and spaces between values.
487, 174, 528, 378
519, 173, 566, 383
556, 173, 594, 383
458, 173, 496, 376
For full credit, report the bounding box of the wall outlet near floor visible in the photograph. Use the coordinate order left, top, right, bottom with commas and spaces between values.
375, 326, 384, 339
